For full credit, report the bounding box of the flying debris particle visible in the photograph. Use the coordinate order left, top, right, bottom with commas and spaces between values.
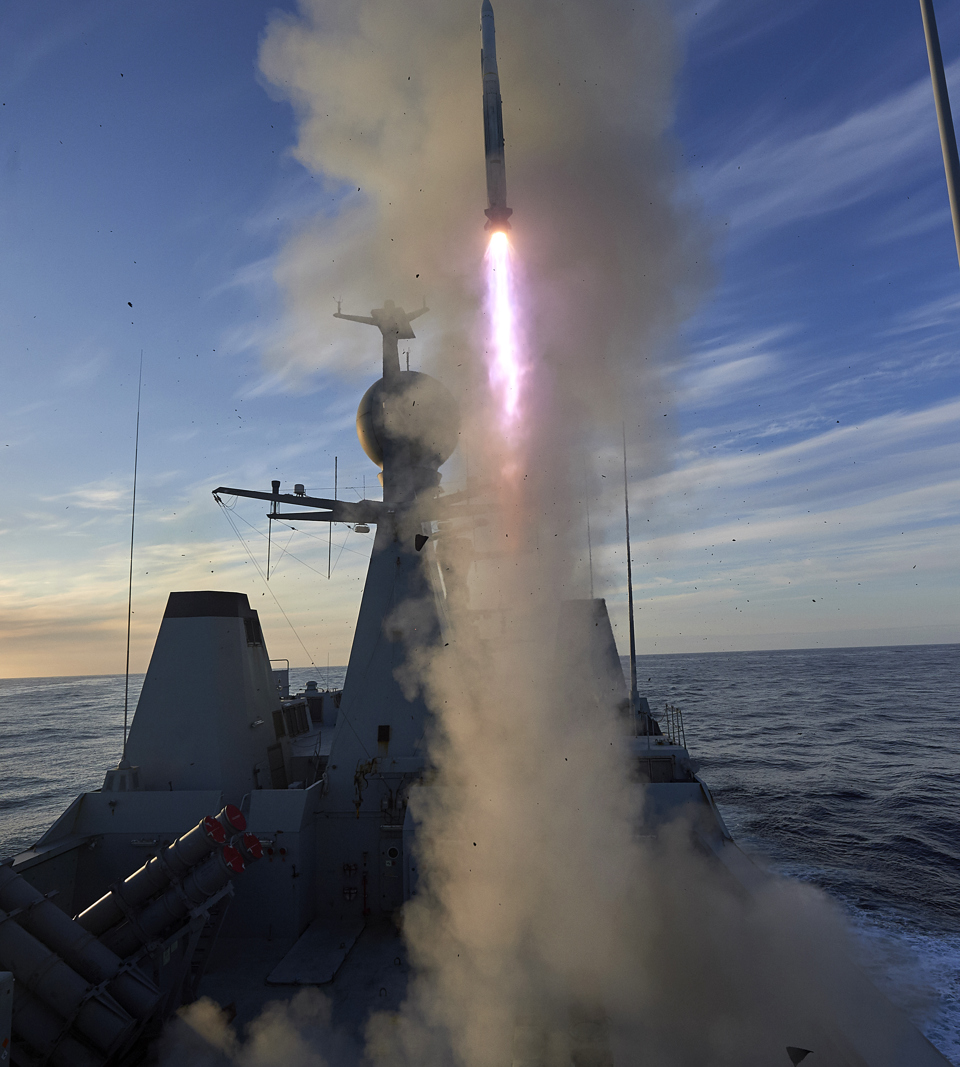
127, 302, 133, 307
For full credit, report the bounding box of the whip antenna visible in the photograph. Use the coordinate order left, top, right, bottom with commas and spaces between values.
327, 456, 337, 579
122, 351, 143, 759
584, 460, 595, 600
622, 423, 640, 729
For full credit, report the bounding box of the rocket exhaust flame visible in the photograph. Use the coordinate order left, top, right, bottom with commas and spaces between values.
485, 230, 522, 430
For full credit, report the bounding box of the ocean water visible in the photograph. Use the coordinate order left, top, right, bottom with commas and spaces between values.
0, 648, 957, 1062
637, 643, 960, 1064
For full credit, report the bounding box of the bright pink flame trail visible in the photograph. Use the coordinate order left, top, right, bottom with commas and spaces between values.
485, 231, 522, 427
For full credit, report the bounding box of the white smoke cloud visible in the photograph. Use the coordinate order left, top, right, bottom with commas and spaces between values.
158, 2, 871, 1065
160, 990, 342, 1066
256, 0, 705, 433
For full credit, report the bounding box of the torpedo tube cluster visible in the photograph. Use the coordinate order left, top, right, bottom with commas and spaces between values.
0, 805, 260, 1066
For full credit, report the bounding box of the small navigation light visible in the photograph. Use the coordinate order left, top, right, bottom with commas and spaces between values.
271, 480, 281, 494
355, 523, 370, 534
294, 483, 305, 496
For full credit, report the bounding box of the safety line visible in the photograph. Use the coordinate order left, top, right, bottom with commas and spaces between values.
216, 499, 320, 670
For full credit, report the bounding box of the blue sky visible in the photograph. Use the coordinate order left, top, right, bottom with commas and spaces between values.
642, 0, 960, 651
1, 0, 958, 676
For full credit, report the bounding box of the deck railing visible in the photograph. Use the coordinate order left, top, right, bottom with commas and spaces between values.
659, 703, 687, 748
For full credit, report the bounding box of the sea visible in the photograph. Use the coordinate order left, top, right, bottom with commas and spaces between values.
0, 646, 957, 1062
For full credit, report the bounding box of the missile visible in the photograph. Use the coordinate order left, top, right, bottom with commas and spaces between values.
481, 0, 512, 231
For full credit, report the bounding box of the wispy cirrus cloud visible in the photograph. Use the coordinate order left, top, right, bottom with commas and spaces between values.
883, 290, 960, 335
675, 327, 790, 407
673, 0, 817, 58
694, 70, 951, 238
599, 400, 960, 651
663, 395, 960, 500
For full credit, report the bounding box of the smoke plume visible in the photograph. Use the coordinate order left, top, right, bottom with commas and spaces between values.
158, 2, 864, 1065
257, 0, 701, 431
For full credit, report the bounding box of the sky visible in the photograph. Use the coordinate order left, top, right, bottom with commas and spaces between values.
0, 0, 958, 677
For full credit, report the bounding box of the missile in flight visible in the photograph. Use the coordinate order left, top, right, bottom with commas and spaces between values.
481, 0, 512, 231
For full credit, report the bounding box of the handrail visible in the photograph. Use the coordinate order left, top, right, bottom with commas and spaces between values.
660, 703, 687, 749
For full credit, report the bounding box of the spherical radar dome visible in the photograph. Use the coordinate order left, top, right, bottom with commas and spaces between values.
356, 371, 460, 470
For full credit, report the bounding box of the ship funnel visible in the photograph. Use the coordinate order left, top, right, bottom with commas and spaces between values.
122, 591, 279, 797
